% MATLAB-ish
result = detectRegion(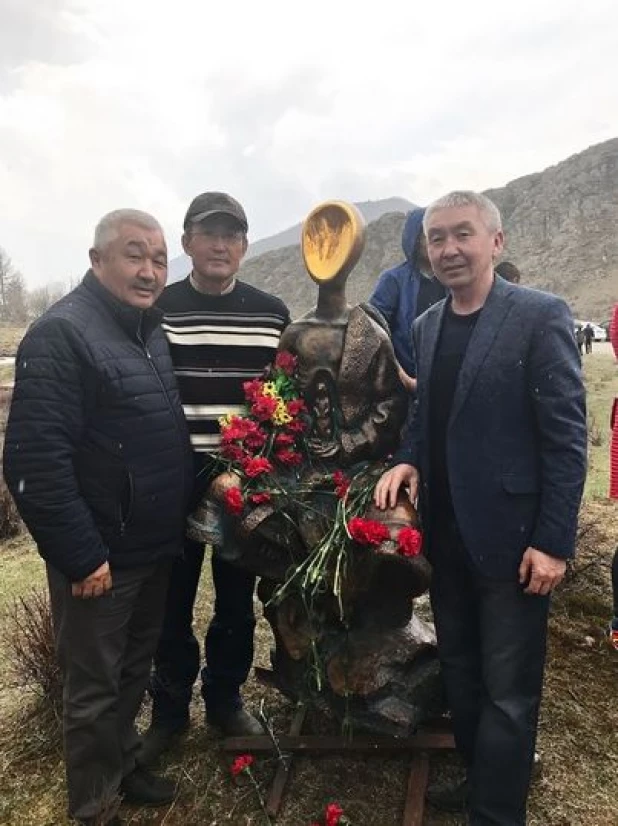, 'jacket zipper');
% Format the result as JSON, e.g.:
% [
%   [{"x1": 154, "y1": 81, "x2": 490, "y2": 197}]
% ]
[
  {"x1": 137, "y1": 329, "x2": 188, "y2": 512},
  {"x1": 119, "y1": 471, "x2": 135, "y2": 537}
]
